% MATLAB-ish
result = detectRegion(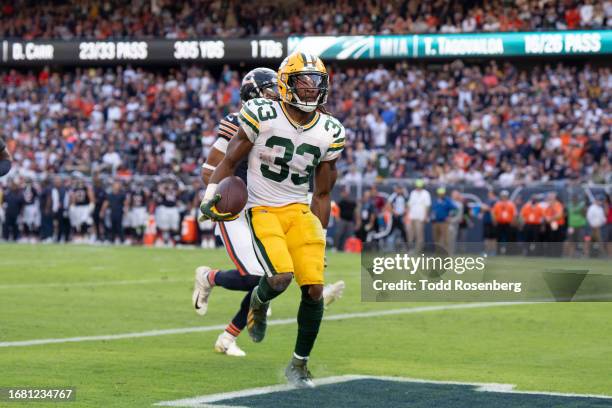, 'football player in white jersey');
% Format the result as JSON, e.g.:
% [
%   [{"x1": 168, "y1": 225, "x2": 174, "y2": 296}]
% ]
[
  {"x1": 193, "y1": 67, "x2": 344, "y2": 358},
  {"x1": 199, "y1": 52, "x2": 345, "y2": 388}
]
